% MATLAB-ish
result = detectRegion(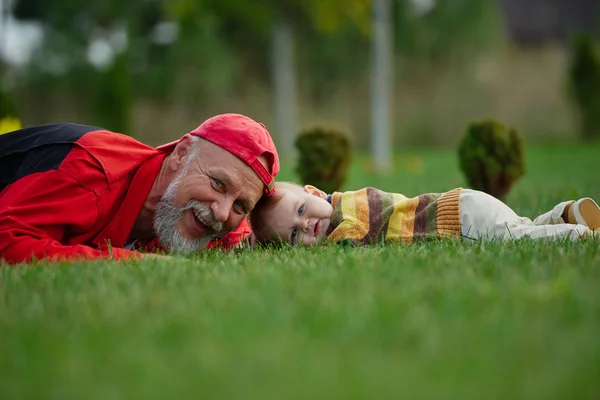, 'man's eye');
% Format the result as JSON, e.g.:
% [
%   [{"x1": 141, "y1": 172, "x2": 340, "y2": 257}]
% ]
[
  {"x1": 298, "y1": 204, "x2": 304, "y2": 215},
  {"x1": 211, "y1": 178, "x2": 223, "y2": 189}
]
